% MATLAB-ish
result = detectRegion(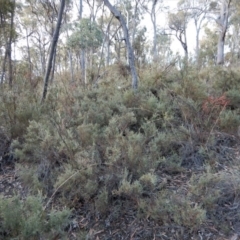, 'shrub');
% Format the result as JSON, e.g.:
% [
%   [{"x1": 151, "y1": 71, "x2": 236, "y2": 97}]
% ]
[{"x1": 0, "y1": 194, "x2": 71, "y2": 239}]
